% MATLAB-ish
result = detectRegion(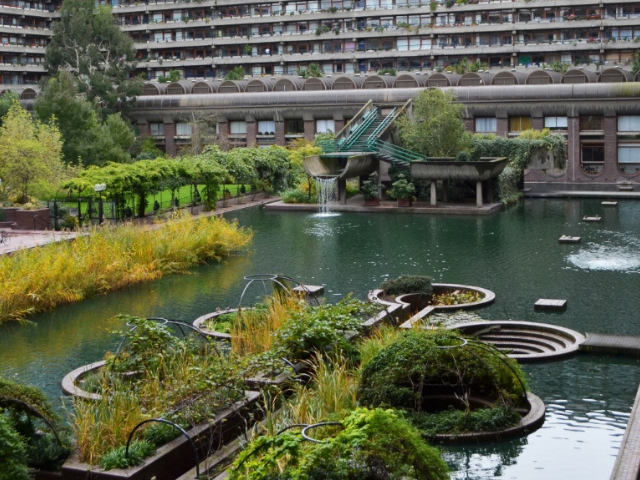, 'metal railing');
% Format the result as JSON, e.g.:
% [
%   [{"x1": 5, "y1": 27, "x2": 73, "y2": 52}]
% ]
[
  {"x1": 367, "y1": 107, "x2": 397, "y2": 141},
  {"x1": 372, "y1": 139, "x2": 428, "y2": 163}
]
